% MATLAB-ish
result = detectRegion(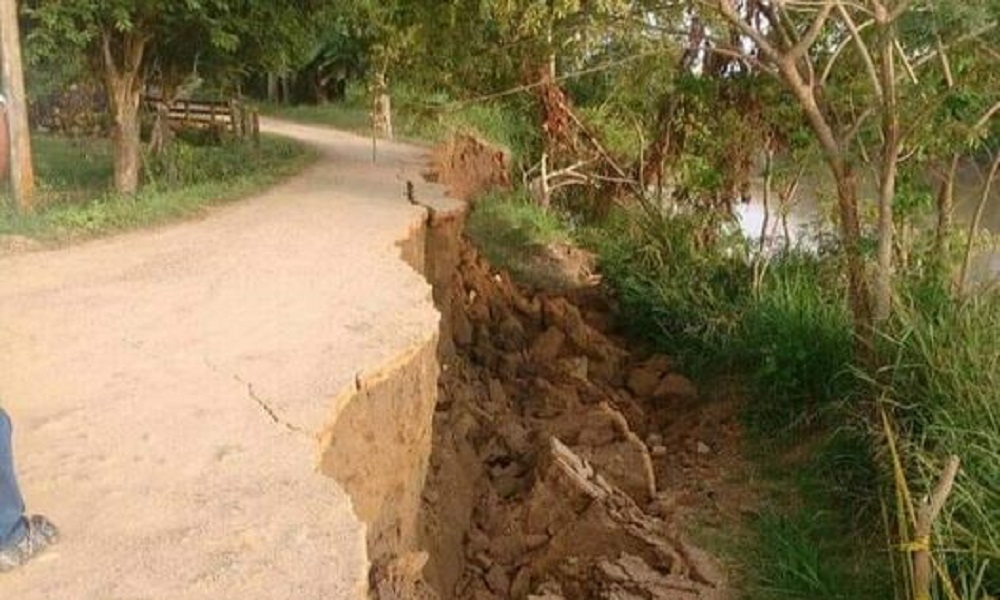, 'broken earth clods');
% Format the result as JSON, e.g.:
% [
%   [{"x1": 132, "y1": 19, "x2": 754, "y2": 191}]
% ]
[{"x1": 419, "y1": 243, "x2": 728, "y2": 599}]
